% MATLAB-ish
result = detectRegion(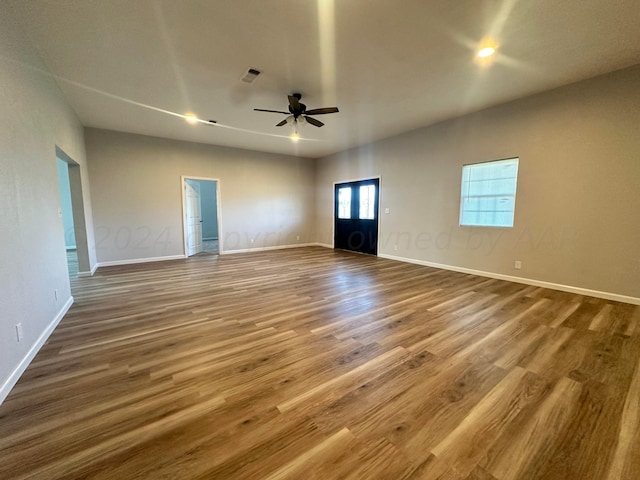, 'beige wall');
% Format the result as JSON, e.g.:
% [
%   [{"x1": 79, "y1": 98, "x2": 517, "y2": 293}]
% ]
[
  {"x1": 316, "y1": 66, "x2": 640, "y2": 300},
  {"x1": 85, "y1": 128, "x2": 316, "y2": 263},
  {"x1": 0, "y1": 6, "x2": 96, "y2": 398}
]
